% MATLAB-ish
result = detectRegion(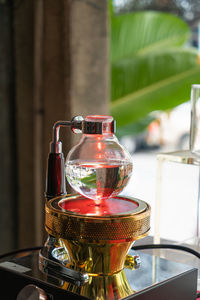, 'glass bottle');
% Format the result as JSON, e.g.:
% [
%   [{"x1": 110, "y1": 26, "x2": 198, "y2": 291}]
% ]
[{"x1": 65, "y1": 115, "x2": 133, "y2": 202}]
